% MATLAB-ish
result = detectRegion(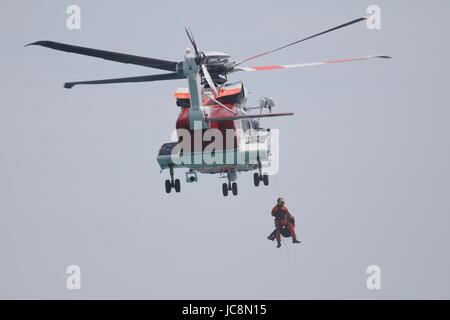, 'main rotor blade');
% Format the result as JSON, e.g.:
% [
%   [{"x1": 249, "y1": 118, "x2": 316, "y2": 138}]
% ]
[
  {"x1": 233, "y1": 55, "x2": 391, "y2": 72},
  {"x1": 27, "y1": 41, "x2": 178, "y2": 72},
  {"x1": 184, "y1": 27, "x2": 199, "y2": 56},
  {"x1": 235, "y1": 16, "x2": 369, "y2": 66},
  {"x1": 64, "y1": 72, "x2": 185, "y2": 89}
]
